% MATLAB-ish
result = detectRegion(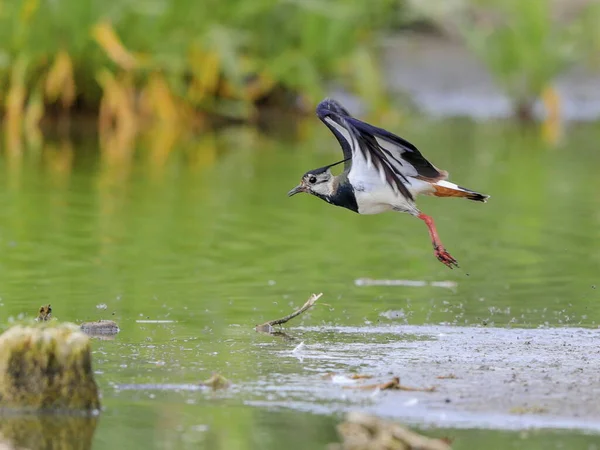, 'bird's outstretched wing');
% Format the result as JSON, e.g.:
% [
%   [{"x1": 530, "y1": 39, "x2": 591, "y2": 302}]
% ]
[{"x1": 316, "y1": 98, "x2": 446, "y2": 201}]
